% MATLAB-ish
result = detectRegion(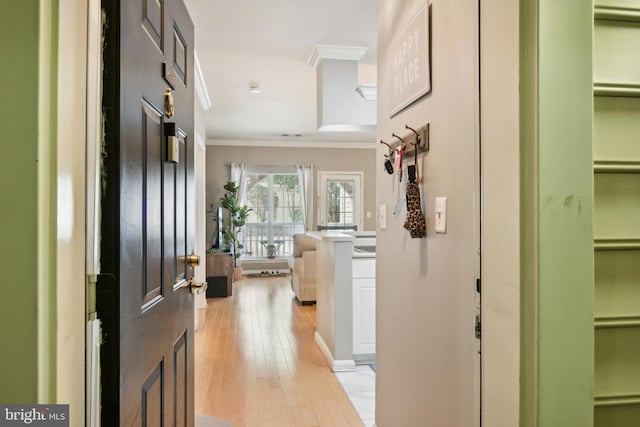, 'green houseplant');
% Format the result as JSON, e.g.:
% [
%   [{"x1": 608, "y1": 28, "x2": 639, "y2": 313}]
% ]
[{"x1": 219, "y1": 181, "x2": 251, "y2": 267}]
